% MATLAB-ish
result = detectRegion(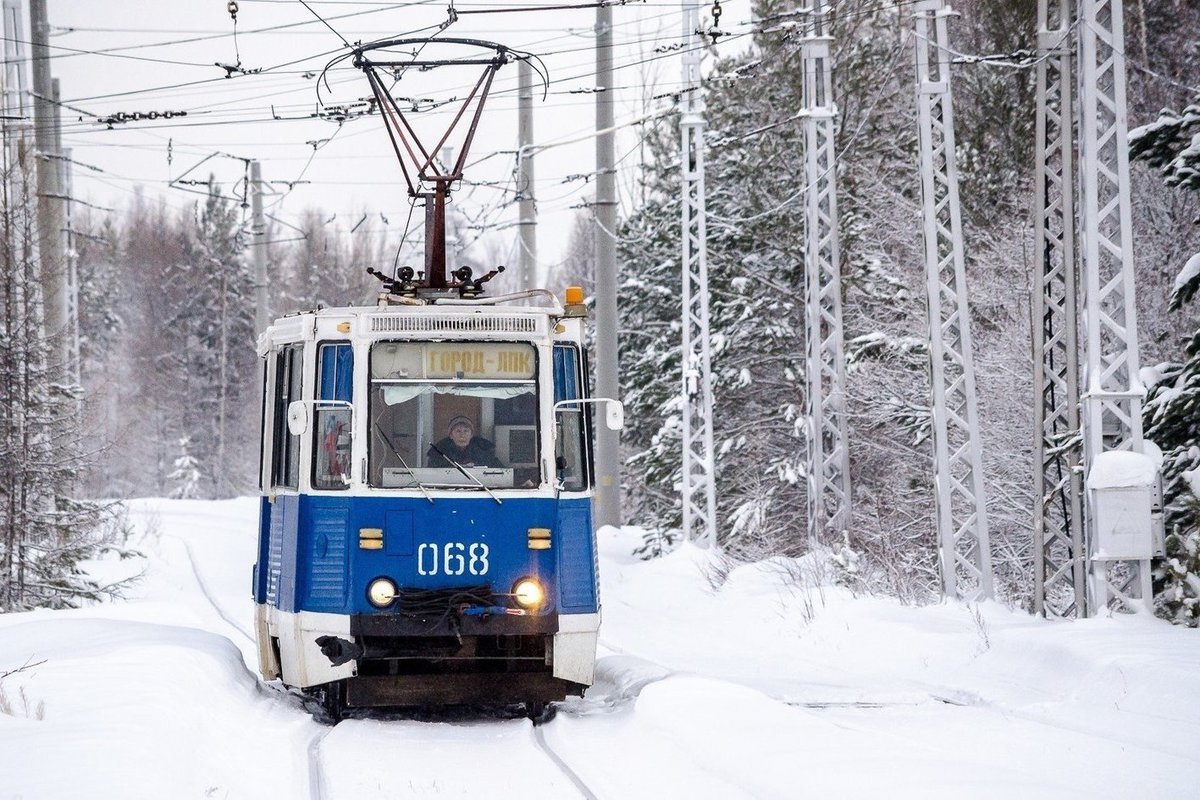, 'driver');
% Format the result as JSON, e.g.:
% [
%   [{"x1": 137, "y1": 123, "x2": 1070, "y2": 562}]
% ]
[{"x1": 427, "y1": 416, "x2": 504, "y2": 468}]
